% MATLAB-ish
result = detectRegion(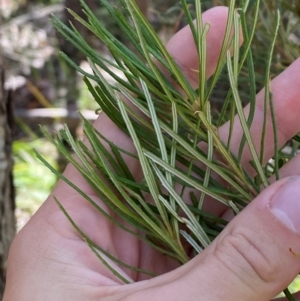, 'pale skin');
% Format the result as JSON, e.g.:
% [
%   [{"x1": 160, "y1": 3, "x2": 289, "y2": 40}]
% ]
[{"x1": 4, "y1": 6, "x2": 300, "y2": 301}]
